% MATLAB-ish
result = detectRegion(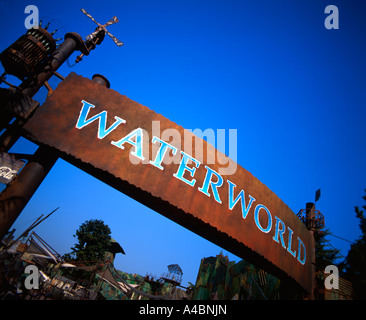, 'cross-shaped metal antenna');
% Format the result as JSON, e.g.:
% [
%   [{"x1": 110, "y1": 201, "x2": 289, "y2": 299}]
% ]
[{"x1": 81, "y1": 8, "x2": 124, "y2": 47}]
